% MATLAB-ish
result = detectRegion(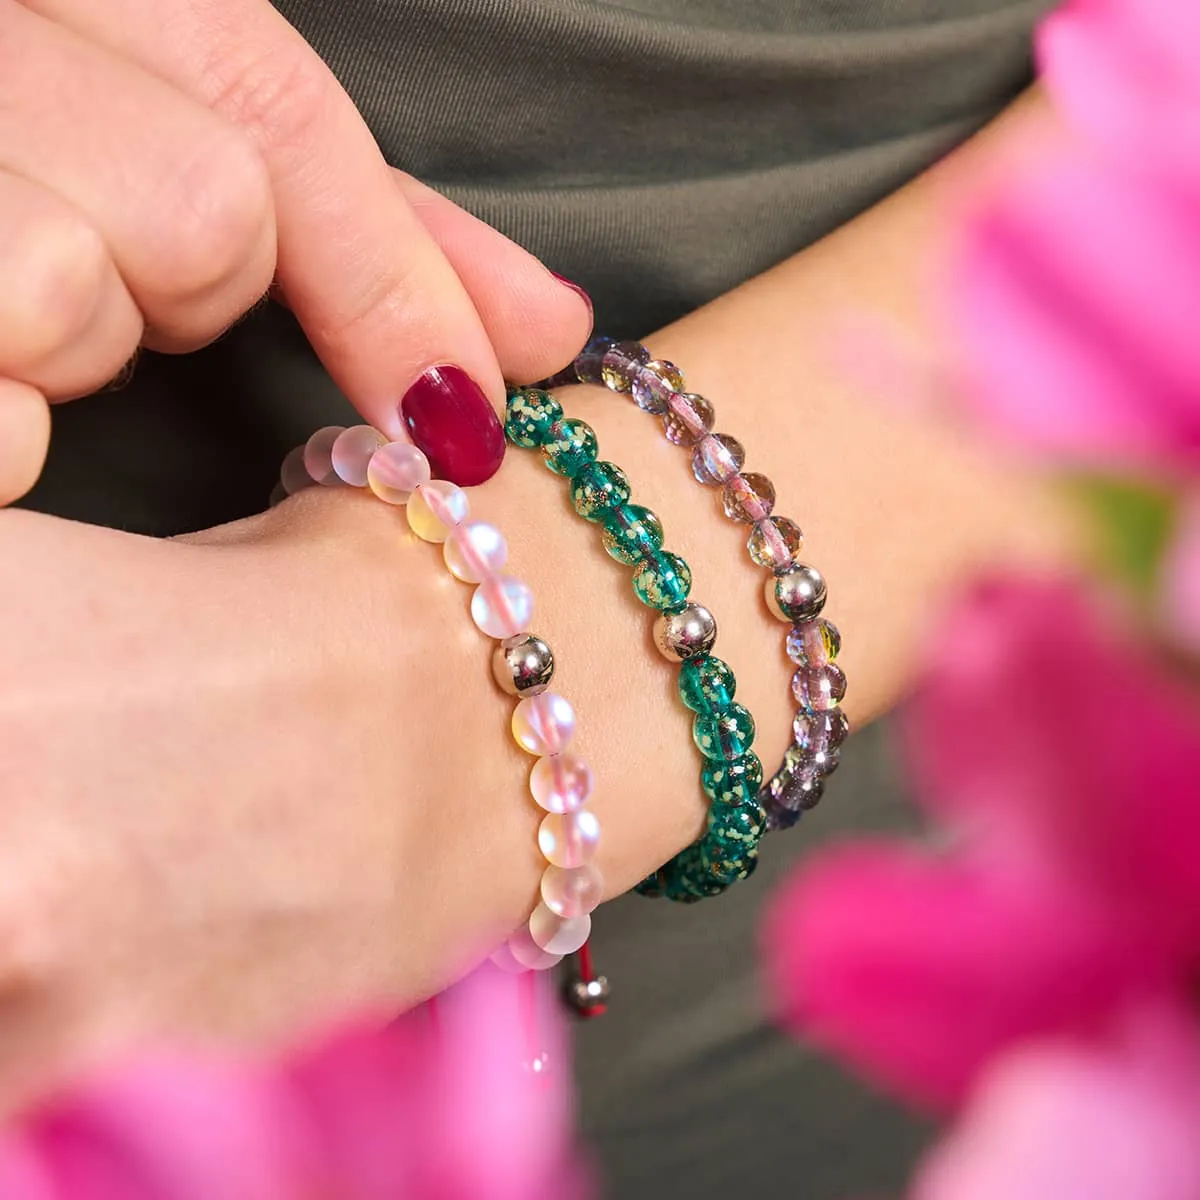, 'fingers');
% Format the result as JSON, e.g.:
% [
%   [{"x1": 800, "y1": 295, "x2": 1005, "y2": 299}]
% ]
[
  {"x1": 396, "y1": 175, "x2": 593, "y2": 385},
  {"x1": 0, "y1": 170, "x2": 143, "y2": 399},
  {"x1": 22, "y1": 0, "x2": 555, "y2": 480},
  {"x1": 0, "y1": 3, "x2": 276, "y2": 355},
  {"x1": 0, "y1": 379, "x2": 50, "y2": 506}
]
